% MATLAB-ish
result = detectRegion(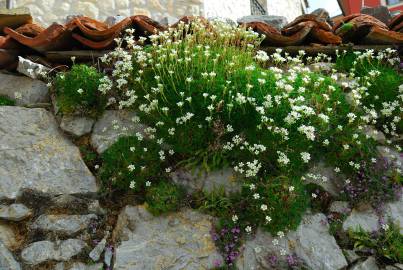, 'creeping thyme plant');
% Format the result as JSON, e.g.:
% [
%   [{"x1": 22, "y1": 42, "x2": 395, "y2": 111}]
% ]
[{"x1": 53, "y1": 19, "x2": 402, "y2": 267}]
